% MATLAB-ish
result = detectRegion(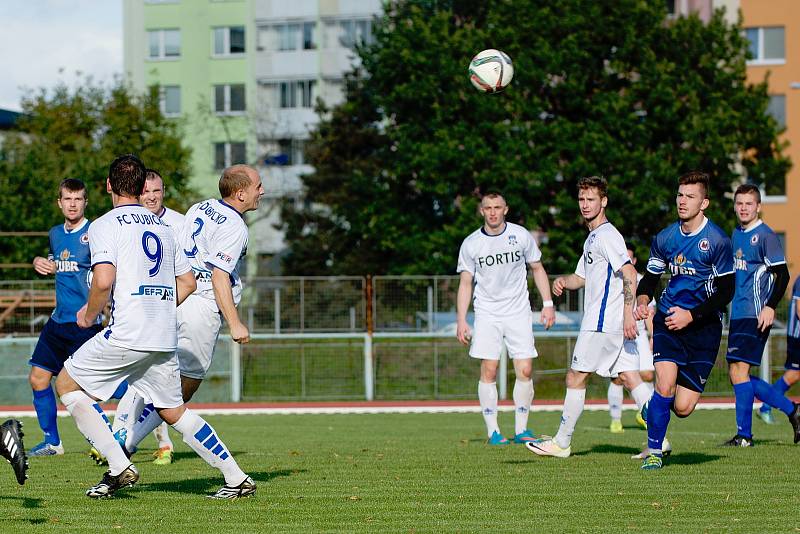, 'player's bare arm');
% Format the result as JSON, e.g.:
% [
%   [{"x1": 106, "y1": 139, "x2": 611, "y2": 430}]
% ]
[
  {"x1": 32, "y1": 256, "x2": 56, "y2": 276},
  {"x1": 456, "y1": 270, "x2": 473, "y2": 345},
  {"x1": 620, "y1": 263, "x2": 638, "y2": 340},
  {"x1": 211, "y1": 266, "x2": 250, "y2": 344},
  {"x1": 175, "y1": 271, "x2": 197, "y2": 306},
  {"x1": 552, "y1": 273, "x2": 585, "y2": 296},
  {"x1": 530, "y1": 261, "x2": 555, "y2": 329},
  {"x1": 77, "y1": 263, "x2": 115, "y2": 328}
]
